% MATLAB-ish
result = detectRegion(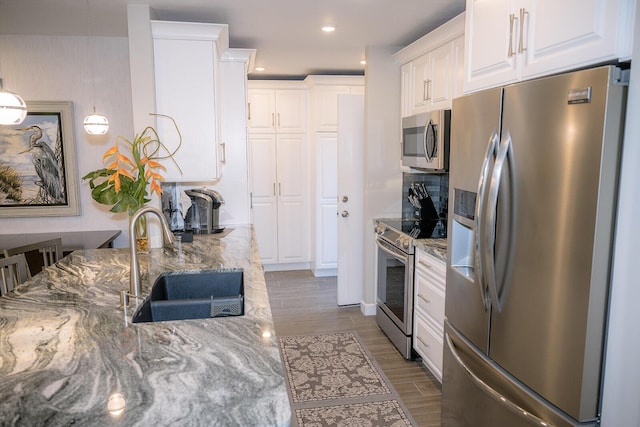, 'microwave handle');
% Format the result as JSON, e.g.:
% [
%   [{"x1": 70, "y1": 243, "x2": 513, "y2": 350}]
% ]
[
  {"x1": 424, "y1": 120, "x2": 437, "y2": 162},
  {"x1": 422, "y1": 119, "x2": 430, "y2": 162}
]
